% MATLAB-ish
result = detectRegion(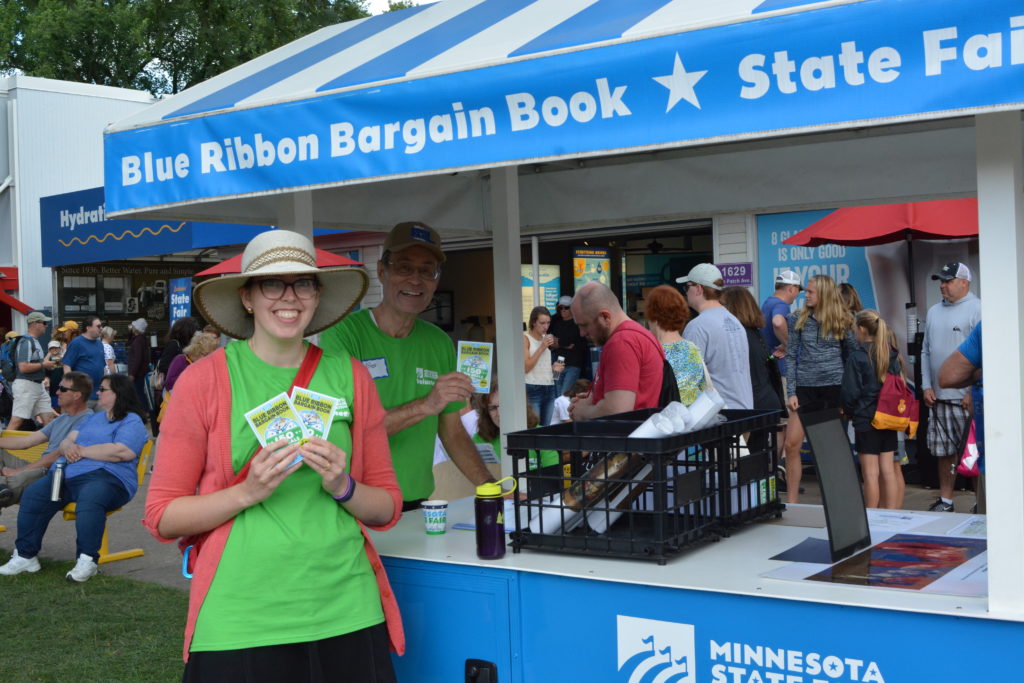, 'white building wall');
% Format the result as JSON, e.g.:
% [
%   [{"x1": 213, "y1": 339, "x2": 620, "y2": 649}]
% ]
[
  {"x1": 713, "y1": 212, "x2": 755, "y2": 264},
  {"x1": 0, "y1": 76, "x2": 152, "y2": 317}
]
